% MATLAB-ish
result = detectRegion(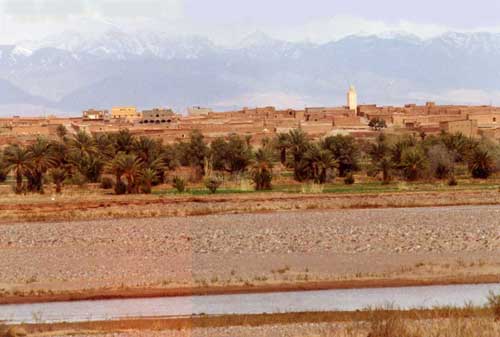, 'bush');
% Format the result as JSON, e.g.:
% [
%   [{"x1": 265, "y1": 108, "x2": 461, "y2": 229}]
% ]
[
  {"x1": 69, "y1": 172, "x2": 87, "y2": 187},
  {"x1": 448, "y1": 175, "x2": 458, "y2": 186},
  {"x1": 114, "y1": 180, "x2": 127, "y2": 195},
  {"x1": 344, "y1": 173, "x2": 355, "y2": 185},
  {"x1": 172, "y1": 176, "x2": 186, "y2": 193},
  {"x1": 469, "y1": 146, "x2": 495, "y2": 179},
  {"x1": 428, "y1": 145, "x2": 454, "y2": 179},
  {"x1": 488, "y1": 291, "x2": 500, "y2": 319},
  {"x1": 100, "y1": 177, "x2": 114, "y2": 189},
  {"x1": 205, "y1": 176, "x2": 223, "y2": 194}
]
